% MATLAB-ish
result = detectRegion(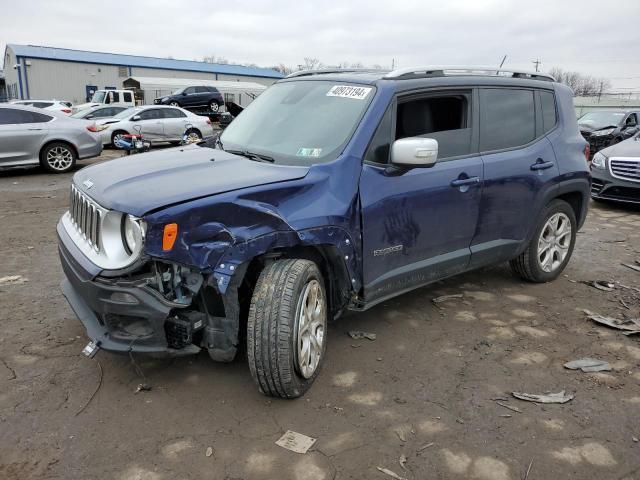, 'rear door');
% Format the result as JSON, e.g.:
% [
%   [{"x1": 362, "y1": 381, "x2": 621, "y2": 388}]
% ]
[
  {"x1": 469, "y1": 87, "x2": 560, "y2": 268},
  {"x1": 360, "y1": 88, "x2": 483, "y2": 303},
  {"x1": 136, "y1": 108, "x2": 165, "y2": 140},
  {"x1": 0, "y1": 108, "x2": 51, "y2": 165},
  {"x1": 160, "y1": 108, "x2": 189, "y2": 140}
]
